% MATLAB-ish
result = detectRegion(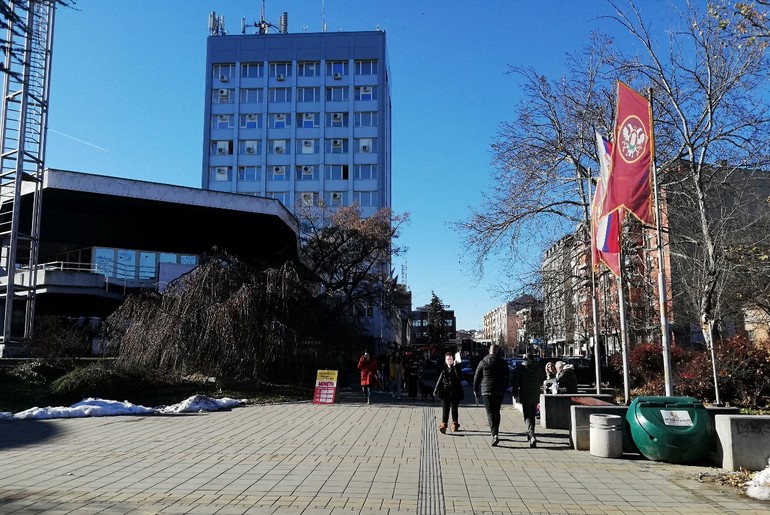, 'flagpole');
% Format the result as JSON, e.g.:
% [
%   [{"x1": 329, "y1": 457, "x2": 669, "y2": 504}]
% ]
[
  {"x1": 617, "y1": 245, "x2": 631, "y2": 405},
  {"x1": 648, "y1": 89, "x2": 674, "y2": 397},
  {"x1": 587, "y1": 171, "x2": 603, "y2": 395}
]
